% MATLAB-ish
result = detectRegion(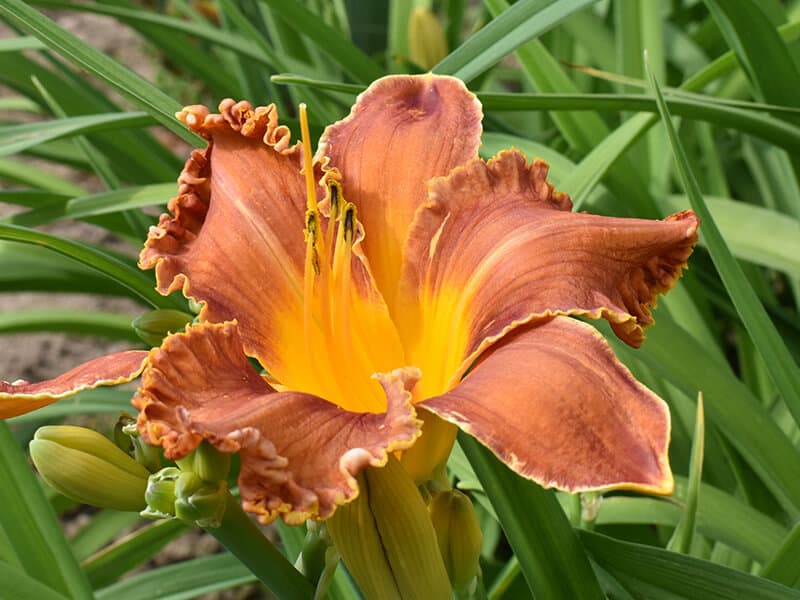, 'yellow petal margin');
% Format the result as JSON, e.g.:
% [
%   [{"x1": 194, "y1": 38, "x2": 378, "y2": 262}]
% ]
[
  {"x1": 0, "y1": 351, "x2": 148, "y2": 419},
  {"x1": 318, "y1": 74, "x2": 483, "y2": 308},
  {"x1": 397, "y1": 149, "x2": 699, "y2": 398},
  {"x1": 134, "y1": 322, "x2": 422, "y2": 524},
  {"x1": 421, "y1": 317, "x2": 673, "y2": 494}
]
